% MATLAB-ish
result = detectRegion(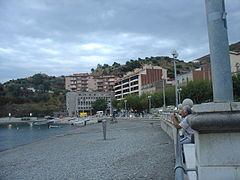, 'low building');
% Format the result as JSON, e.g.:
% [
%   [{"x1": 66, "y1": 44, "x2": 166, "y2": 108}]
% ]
[
  {"x1": 192, "y1": 65, "x2": 212, "y2": 81},
  {"x1": 114, "y1": 65, "x2": 168, "y2": 100},
  {"x1": 185, "y1": 51, "x2": 240, "y2": 83},
  {"x1": 141, "y1": 79, "x2": 174, "y2": 94},
  {"x1": 66, "y1": 91, "x2": 114, "y2": 117},
  {"x1": 176, "y1": 72, "x2": 193, "y2": 85}
]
